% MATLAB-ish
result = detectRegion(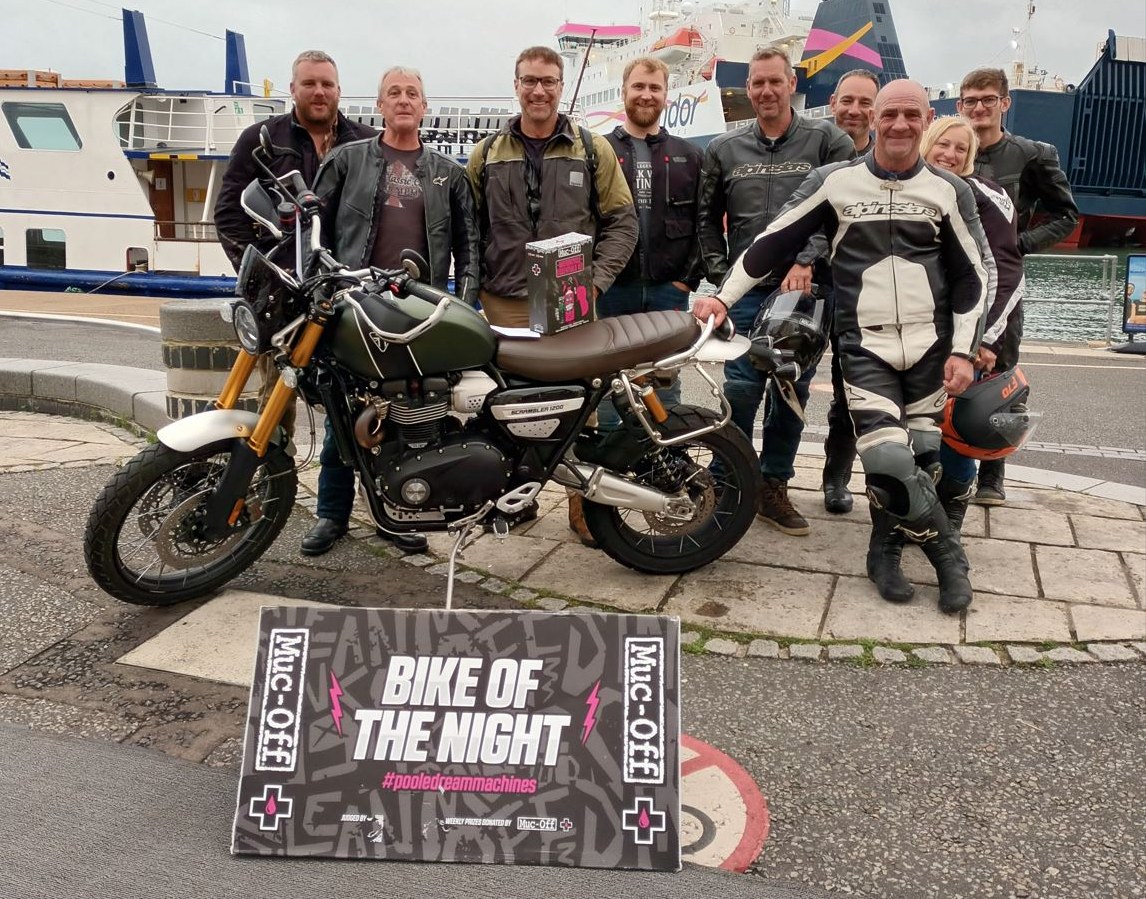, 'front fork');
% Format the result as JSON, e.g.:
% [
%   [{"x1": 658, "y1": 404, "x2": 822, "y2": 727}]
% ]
[{"x1": 199, "y1": 315, "x2": 328, "y2": 538}]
